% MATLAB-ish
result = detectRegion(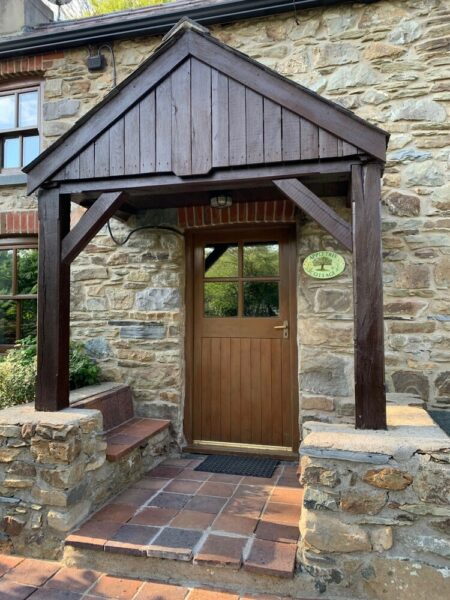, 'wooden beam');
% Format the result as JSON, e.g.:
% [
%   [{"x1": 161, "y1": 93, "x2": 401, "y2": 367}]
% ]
[
  {"x1": 61, "y1": 191, "x2": 127, "y2": 265},
  {"x1": 273, "y1": 178, "x2": 352, "y2": 252},
  {"x1": 351, "y1": 163, "x2": 386, "y2": 429},
  {"x1": 36, "y1": 188, "x2": 71, "y2": 411},
  {"x1": 58, "y1": 159, "x2": 357, "y2": 196}
]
